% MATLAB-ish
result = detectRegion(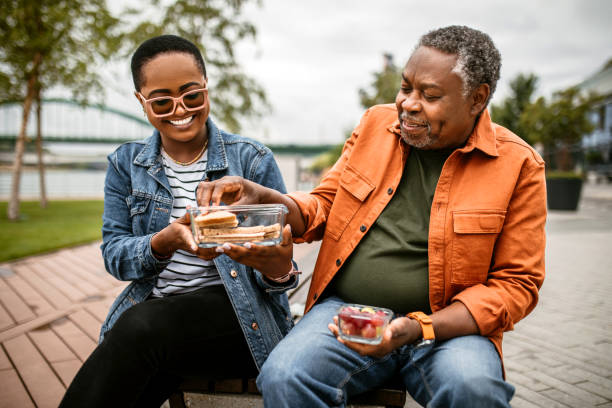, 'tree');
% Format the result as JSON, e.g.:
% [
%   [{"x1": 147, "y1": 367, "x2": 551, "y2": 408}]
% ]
[
  {"x1": 358, "y1": 53, "x2": 402, "y2": 109},
  {"x1": 122, "y1": 0, "x2": 269, "y2": 133},
  {"x1": 310, "y1": 53, "x2": 403, "y2": 176},
  {"x1": 0, "y1": 0, "x2": 121, "y2": 220},
  {"x1": 490, "y1": 73, "x2": 539, "y2": 144},
  {"x1": 520, "y1": 87, "x2": 600, "y2": 172}
]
